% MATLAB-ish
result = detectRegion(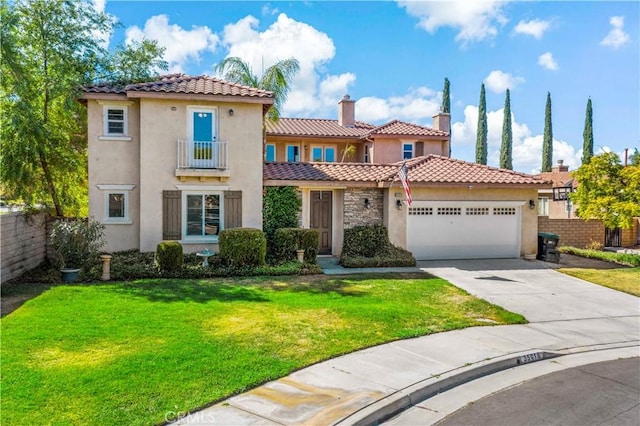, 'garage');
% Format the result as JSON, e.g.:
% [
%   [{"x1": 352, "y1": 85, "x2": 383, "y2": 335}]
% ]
[{"x1": 407, "y1": 201, "x2": 522, "y2": 260}]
